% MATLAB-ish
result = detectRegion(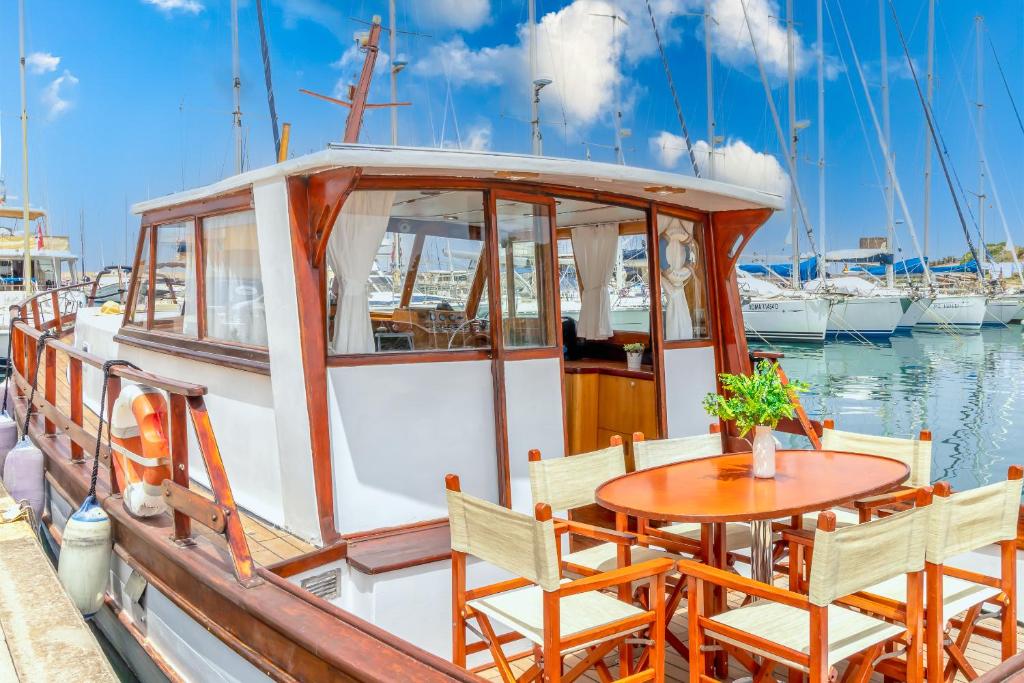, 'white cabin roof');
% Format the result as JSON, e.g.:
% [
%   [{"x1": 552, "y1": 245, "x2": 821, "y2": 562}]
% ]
[{"x1": 132, "y1": 145, "x2": 785, "y2": 215}]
